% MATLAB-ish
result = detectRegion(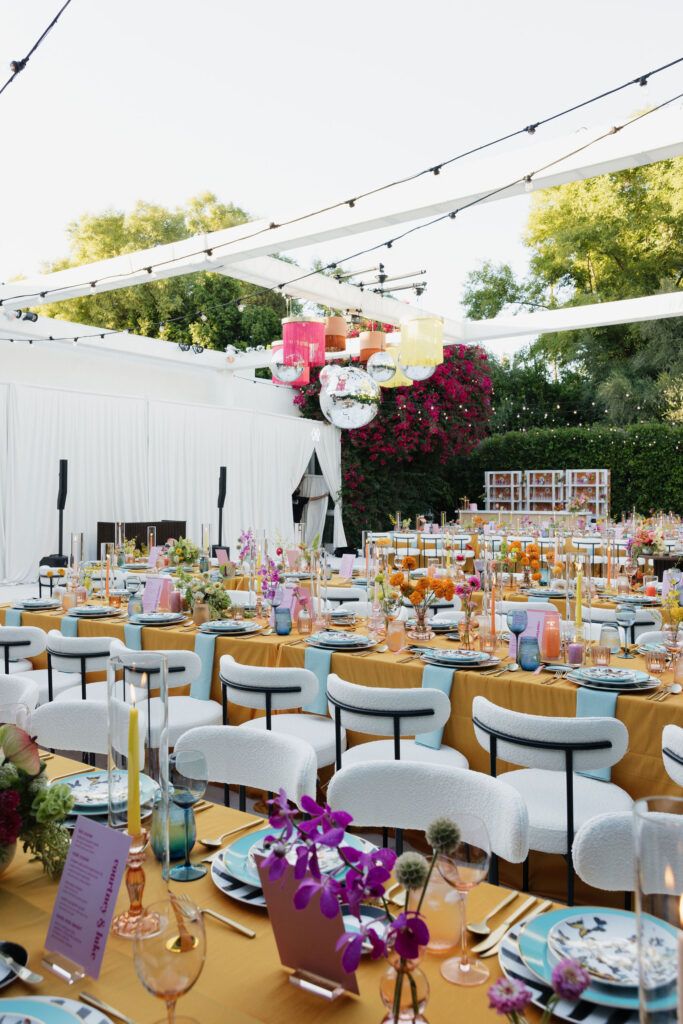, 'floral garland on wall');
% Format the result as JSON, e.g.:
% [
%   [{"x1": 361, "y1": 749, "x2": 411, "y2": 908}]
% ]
[{"x1": 293, "y1": 344, "x2": 492, "y2": 543}]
